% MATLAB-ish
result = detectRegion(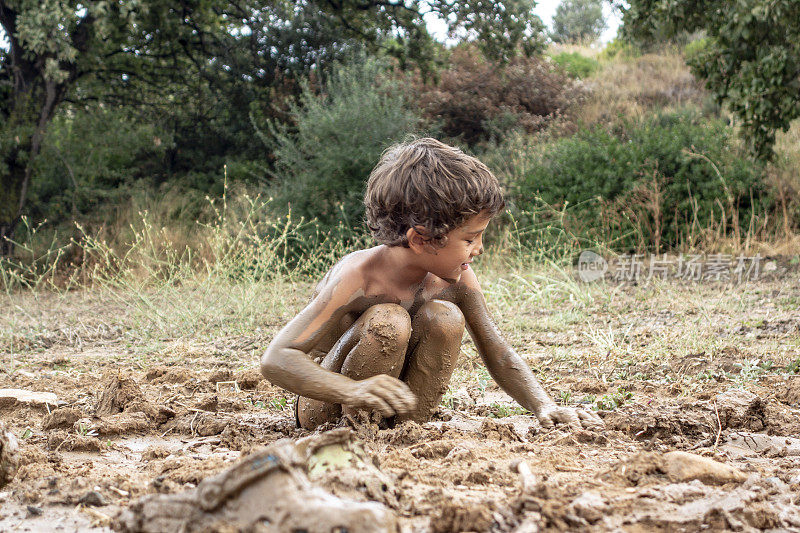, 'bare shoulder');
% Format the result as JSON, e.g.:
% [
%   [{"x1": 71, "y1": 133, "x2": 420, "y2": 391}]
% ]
[
  {"x1": 311, "y1": 248, "x2": 374, "y2": 300},
  {"x1": 267, "y1": 250, "x2": 377, "y2": 354}
]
